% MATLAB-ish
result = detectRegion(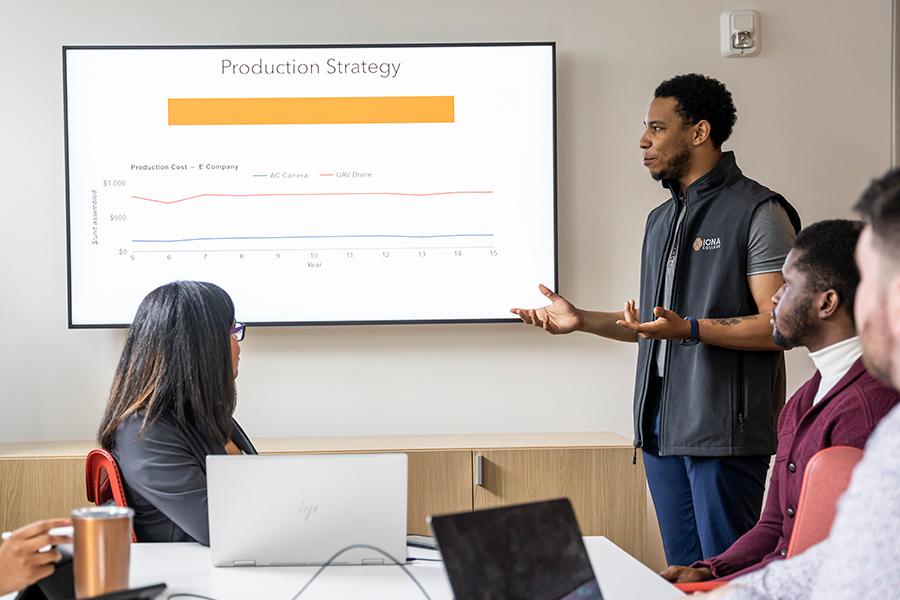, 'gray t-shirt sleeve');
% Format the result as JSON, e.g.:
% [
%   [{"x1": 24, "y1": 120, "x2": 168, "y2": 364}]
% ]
[{"x1": 747, "y1": 199, "x2": 796, "y2": 276}]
